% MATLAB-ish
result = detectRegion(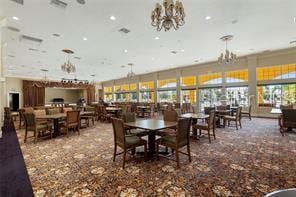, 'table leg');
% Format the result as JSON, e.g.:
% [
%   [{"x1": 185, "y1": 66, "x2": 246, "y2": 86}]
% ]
[
  {"x1": 53, "y1": 119, "x2": 60, "y2": 137},
  {"x1": 191, "y1": 119, "x2": 197, "y2": 139},
  {"x1": 148, "y1": 131, "x2": 156, "y2": 155}
]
